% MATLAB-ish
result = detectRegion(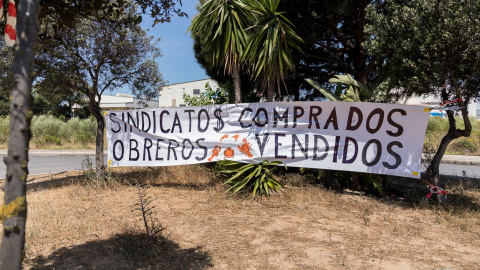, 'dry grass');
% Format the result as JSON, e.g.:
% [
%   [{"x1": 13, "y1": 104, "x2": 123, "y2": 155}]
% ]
[
  {"x1": 0, "y1": 140, "x2": 97, "y2": 150},
  {"x1": 1, "y1": 165, "x2": 479, "y2": 269}
]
